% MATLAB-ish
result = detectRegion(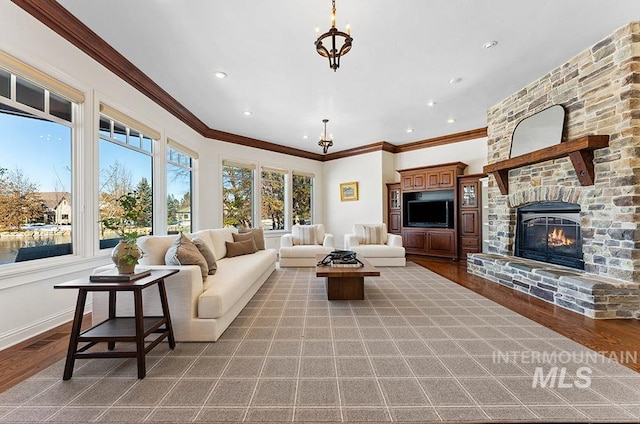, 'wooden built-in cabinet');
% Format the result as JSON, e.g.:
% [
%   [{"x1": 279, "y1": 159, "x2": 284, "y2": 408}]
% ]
[
  {"x1": 396, "y1": 162, "x2": 467, "y2": 259},
  {"x1": 457, "y1": 174, "x2": 484, "y2": 259},
  {"x1": 386, "y1": 183, "x2": 402, "y2": 235}
]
